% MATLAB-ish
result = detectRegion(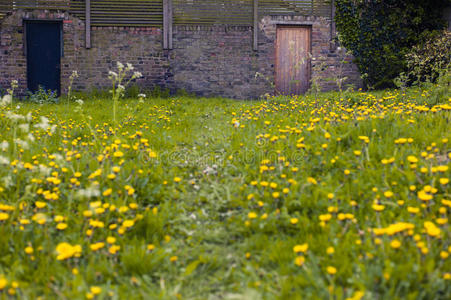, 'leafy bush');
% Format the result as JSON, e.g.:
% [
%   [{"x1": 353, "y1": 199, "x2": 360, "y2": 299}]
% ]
[
  {"x1": 146, "y1": 85, "x2": 171, "y2": 98},
  {"x1": 0, "y1": 85, "x2": 6, "y2": 97},
  {"x1": 405, "y1": 31, "x2": 451, "y2": 85},
  {"x1": 335, "y1": 0, "x2": 450, "y2": 89},
  {"x1": 24, "y1": 86, "x2": 59, "y2": 104},
  {"x1": 125, "y1": 83, "x2": 141, "y2": 99}
]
